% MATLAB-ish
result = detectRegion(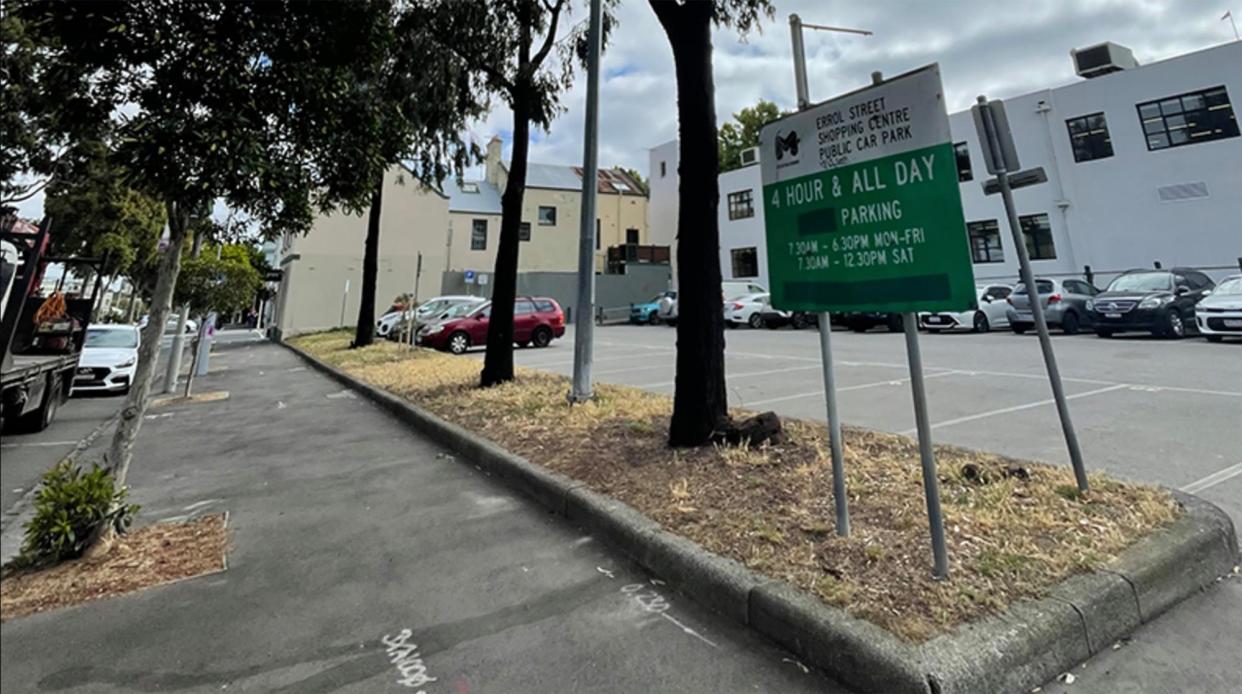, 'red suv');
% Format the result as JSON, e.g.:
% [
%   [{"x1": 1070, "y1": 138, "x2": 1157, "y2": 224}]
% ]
[{"x1": 418, "y1": 297, "x2": 565, "y2": 354}]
